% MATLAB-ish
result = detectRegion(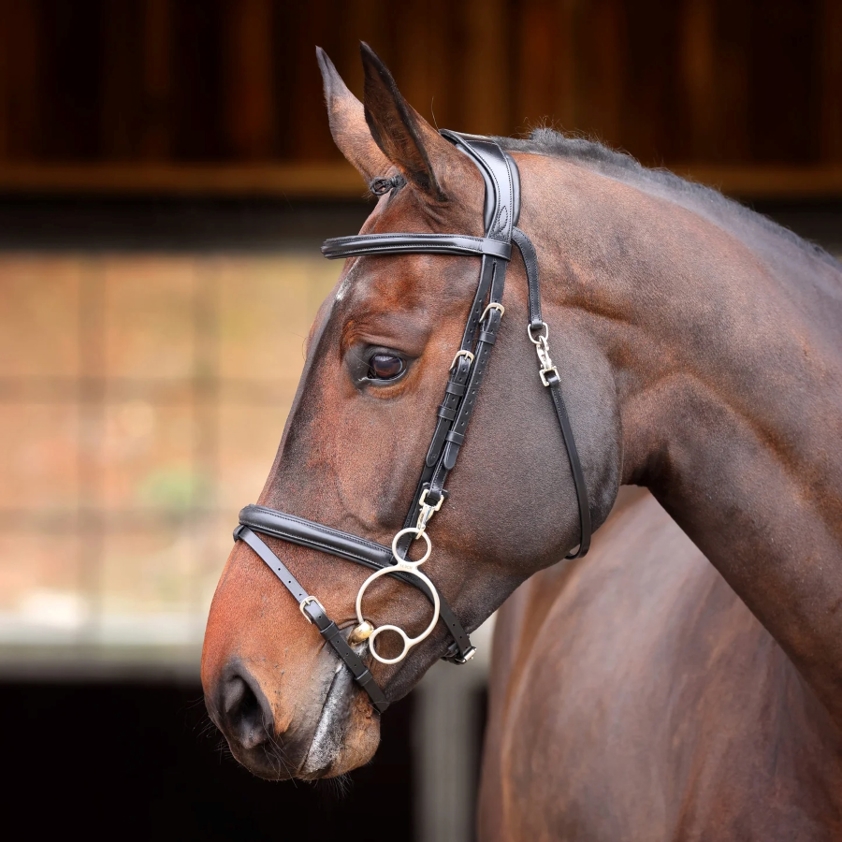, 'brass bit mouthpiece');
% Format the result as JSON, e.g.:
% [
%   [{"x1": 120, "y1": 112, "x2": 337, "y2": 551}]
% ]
[{"x1": 348, "y1": 621, "x2": 374, "y2": 645}]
